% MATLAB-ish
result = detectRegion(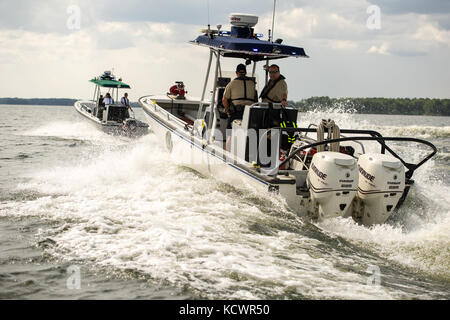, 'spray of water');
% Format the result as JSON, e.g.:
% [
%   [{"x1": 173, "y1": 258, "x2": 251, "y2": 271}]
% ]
[
  {"x1": 1, "y1": 111, "x2": 449, "y2": 298},
  {"x1": 301, "y1": 107, "x2": 450, "y2": 281}
]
